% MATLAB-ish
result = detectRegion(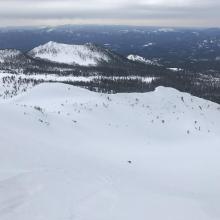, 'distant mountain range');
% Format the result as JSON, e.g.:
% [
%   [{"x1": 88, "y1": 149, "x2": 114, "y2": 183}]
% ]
[
  {"x1": 0, "y1": 25, "x2": 220, "y2": 64},
  {"x1": 0, "y1": 41, "x2": 139, "y2": 68},
  {"x1": 0, "y1": 39, "x2": 219, "y2": 104}
]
